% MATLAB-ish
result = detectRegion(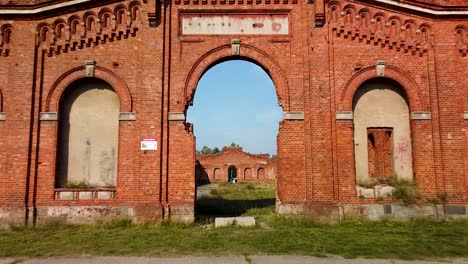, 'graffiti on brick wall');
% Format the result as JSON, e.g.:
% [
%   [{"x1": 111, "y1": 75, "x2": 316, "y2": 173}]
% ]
[
  {"x1": 456, "y1": 25, "x2": 467, "y2": 57},
  {"x1": 328, "y1": 1, "x2": 433, "y2": 56},
  {"x1": 0, "y1": 24, "x2": 12, "y2": 57},
  {"x1": 36, "y1": 1, "x2": 144, "y2": 56}
]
